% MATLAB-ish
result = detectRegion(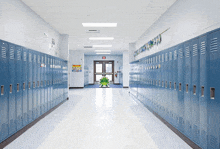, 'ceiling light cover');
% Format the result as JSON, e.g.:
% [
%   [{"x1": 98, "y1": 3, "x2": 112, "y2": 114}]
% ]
[
  {"x1": 93, "y1": 45, "x2": 112, "y2": 48},
  {"x1": 82, "y1": 23, "x2": 117, "y2": 27},
  {"x1": 95, "y1": 50, "x2": 111, "y2": 52},
  {"x1": 89, "y1": 37, "x2": 114, "y2": 40},
  {"x1": 96, "y1": 53, "x2": 110, "y2": 54}
]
